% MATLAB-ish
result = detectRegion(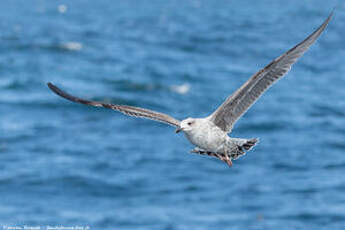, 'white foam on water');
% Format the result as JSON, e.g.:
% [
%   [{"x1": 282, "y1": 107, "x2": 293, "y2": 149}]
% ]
[
  {"x1": 61, "y1": 42, "x2": 83, "y2": 51},
  {"x1": 170, "y1": 83, "x2": 190, "y2": 95}
]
